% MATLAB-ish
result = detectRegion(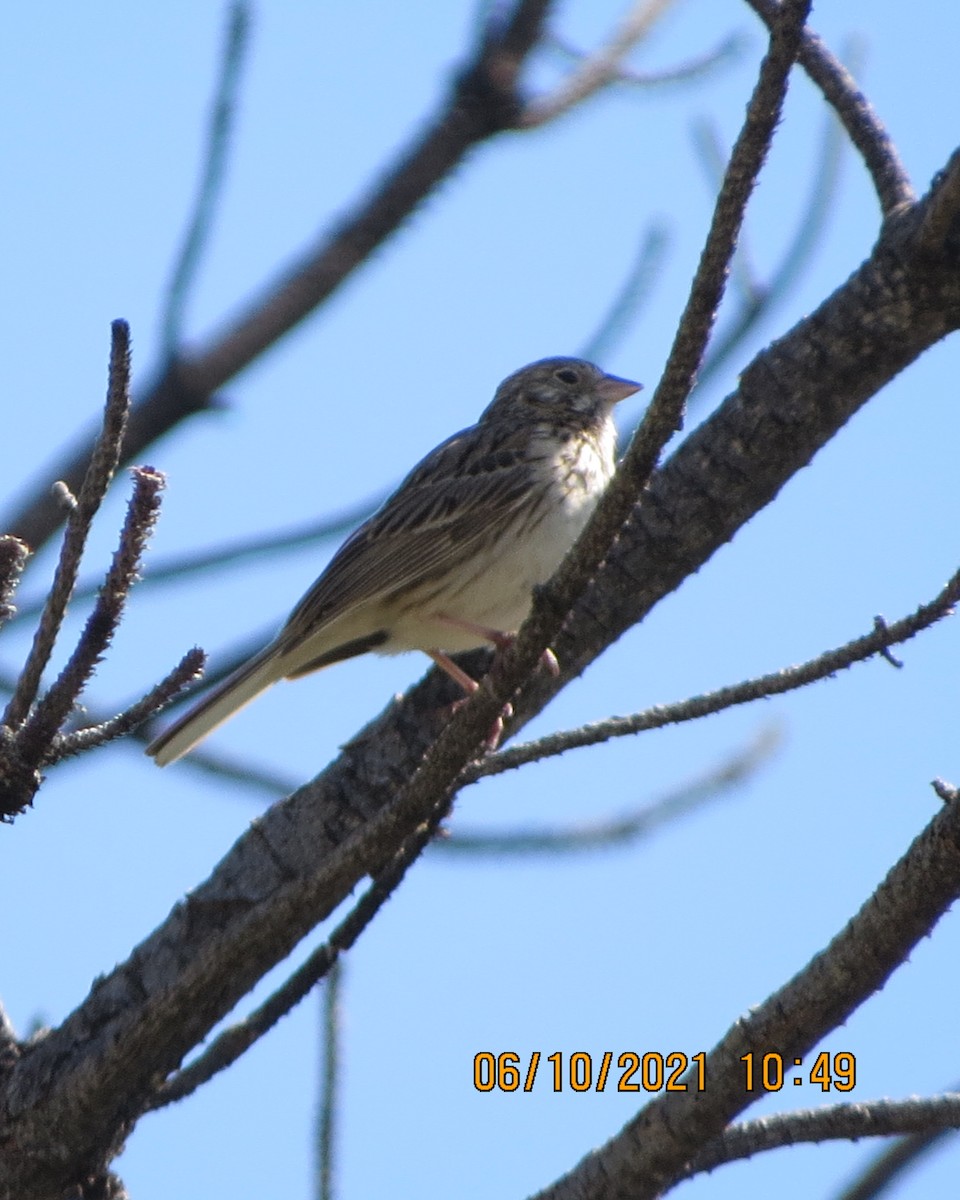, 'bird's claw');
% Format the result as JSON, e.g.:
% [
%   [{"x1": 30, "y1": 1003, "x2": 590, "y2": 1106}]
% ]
[{"x1": 448, "y1": 696, "x2": 514, "y2": 751}]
